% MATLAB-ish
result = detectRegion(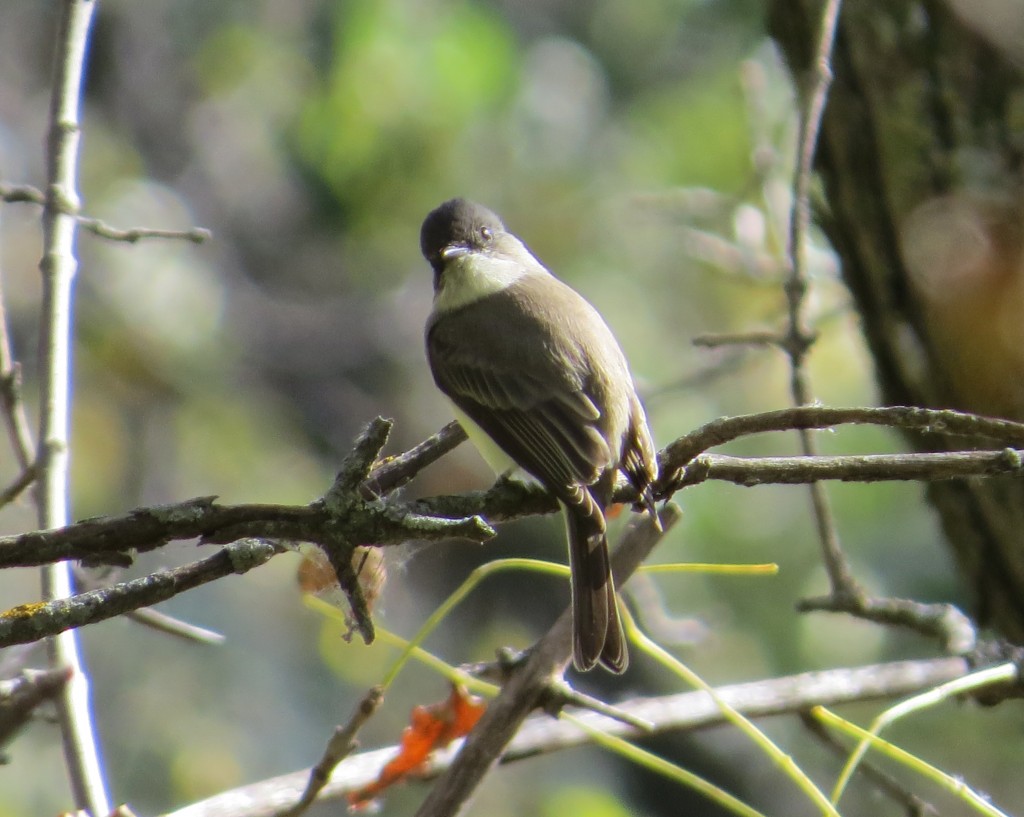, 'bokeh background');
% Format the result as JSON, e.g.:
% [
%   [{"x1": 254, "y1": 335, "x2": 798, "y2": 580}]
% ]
[{"x1": 1, "y1": 1, "x2": 1019, "y2": 815}]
